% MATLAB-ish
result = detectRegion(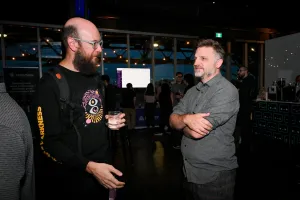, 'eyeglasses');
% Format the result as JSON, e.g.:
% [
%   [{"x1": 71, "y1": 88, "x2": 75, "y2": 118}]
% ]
[{"x1": 72, "y1": 37, "x2": 103, "y2": 50}]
